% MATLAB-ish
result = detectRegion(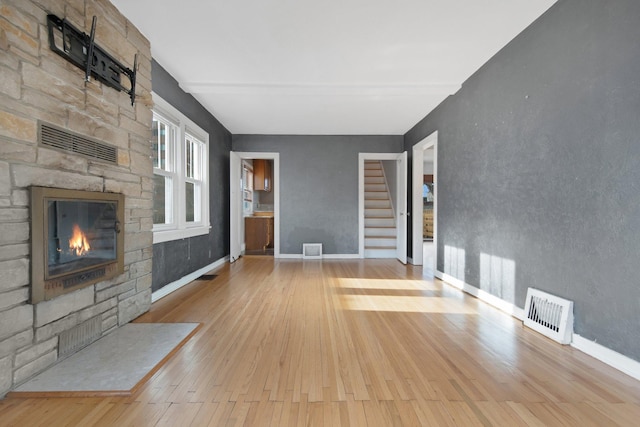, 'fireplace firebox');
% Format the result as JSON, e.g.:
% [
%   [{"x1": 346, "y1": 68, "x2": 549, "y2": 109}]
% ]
[{"x1": 30, "y1": 187, "x2": 124, "y2": 303}]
